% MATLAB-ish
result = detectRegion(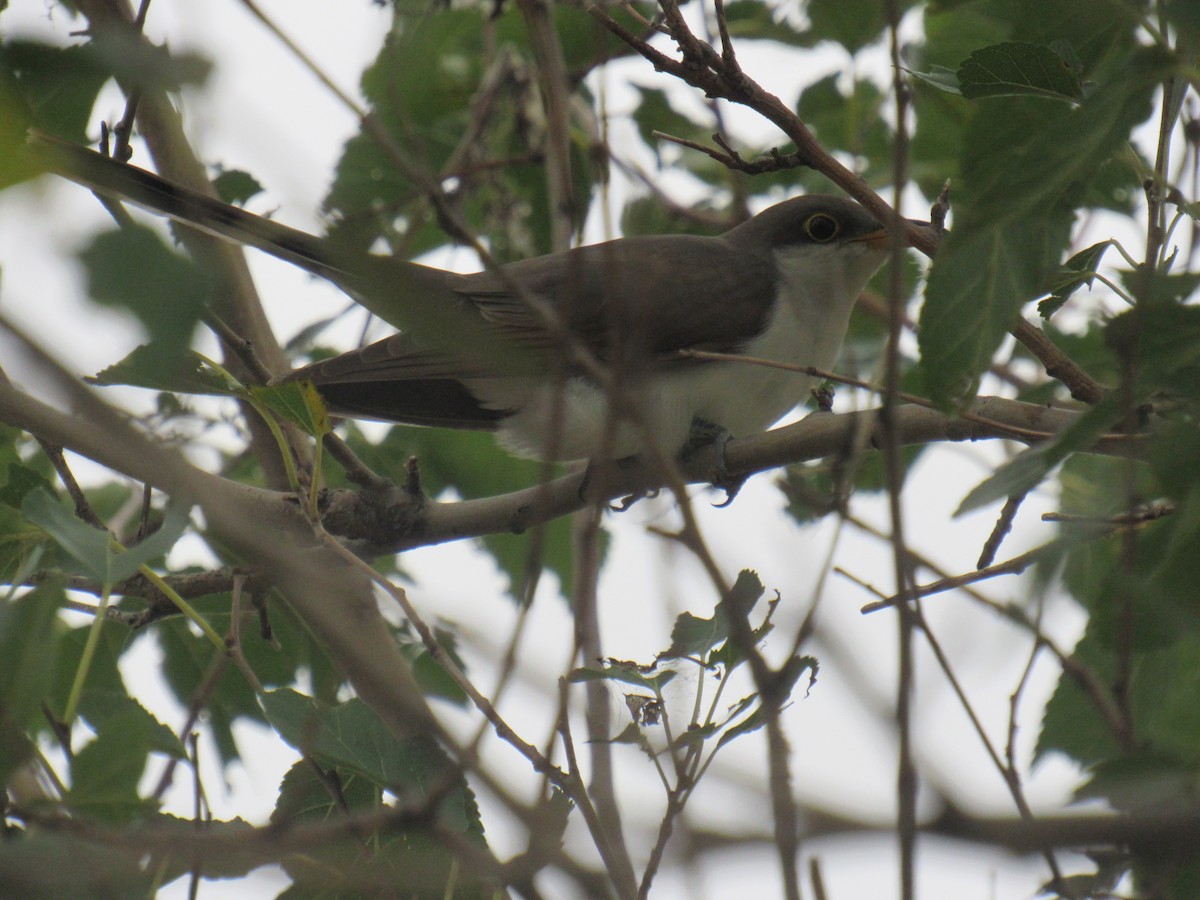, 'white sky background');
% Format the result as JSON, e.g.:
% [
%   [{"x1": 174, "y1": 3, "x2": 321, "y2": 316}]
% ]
[{"x1": 0, "y1": 1, "x2": 1133, "y2": 897}]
